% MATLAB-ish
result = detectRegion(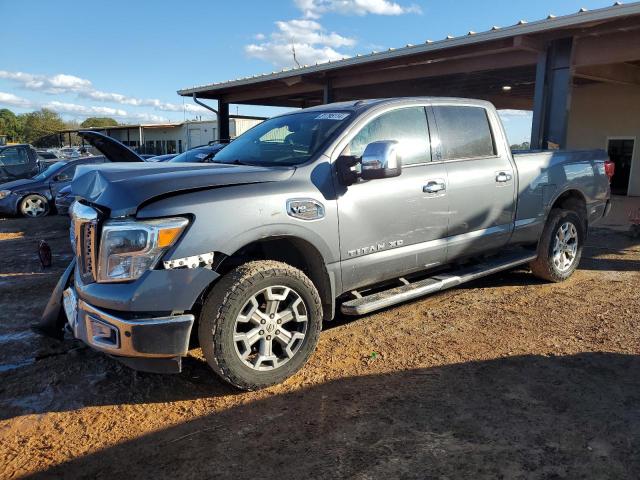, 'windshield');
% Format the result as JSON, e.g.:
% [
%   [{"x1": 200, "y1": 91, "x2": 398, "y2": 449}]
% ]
[
  {"x1": 213, "y1": 111, "x2": 352, "y2": 166},
  {"x1": 32, "y1": 161, "x2": 66, "y2": 180},
  {"x1": 170, "y1": 147, "x2": 220, "y2": 163}
]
